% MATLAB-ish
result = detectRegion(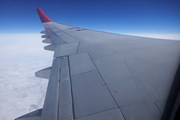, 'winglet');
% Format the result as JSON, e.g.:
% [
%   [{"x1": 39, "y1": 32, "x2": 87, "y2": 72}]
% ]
[{"x1": 36, "y1": 8, "x2": 52, "y2": 23}]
